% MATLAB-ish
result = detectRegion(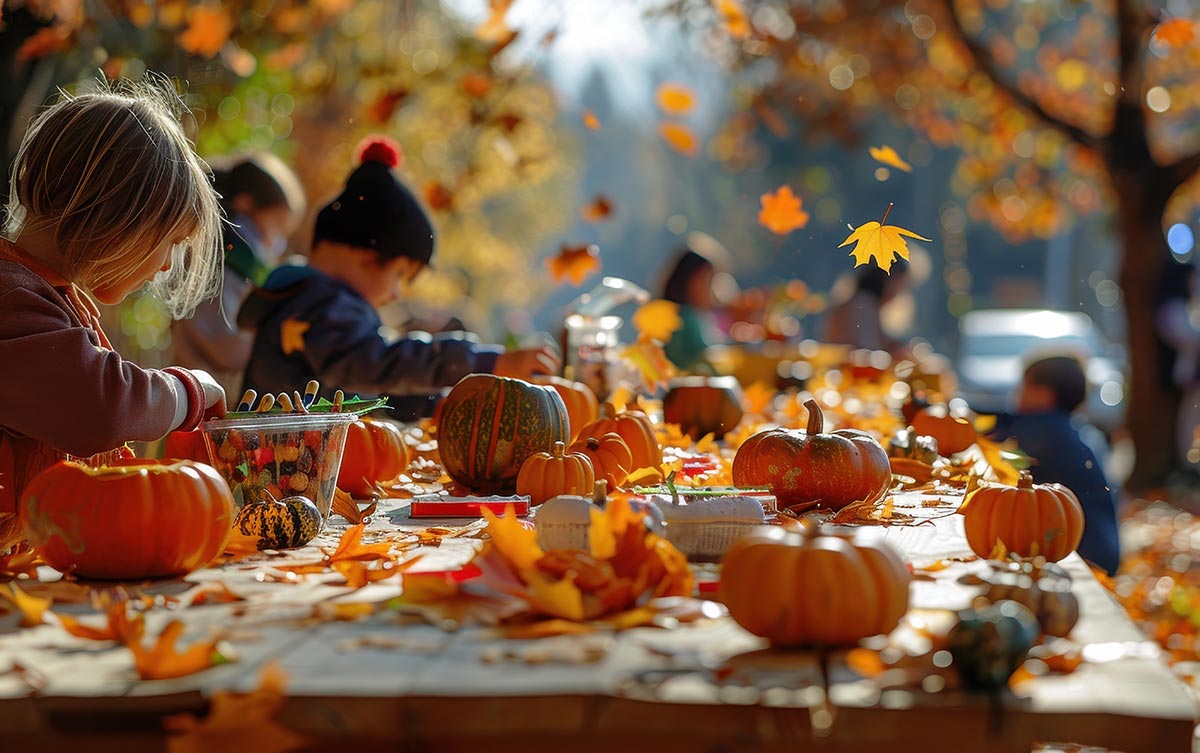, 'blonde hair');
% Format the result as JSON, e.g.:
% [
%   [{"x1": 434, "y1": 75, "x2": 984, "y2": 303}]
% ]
[{"x1": 3, "y1": 76, "x2": 222, "y2": 318}]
